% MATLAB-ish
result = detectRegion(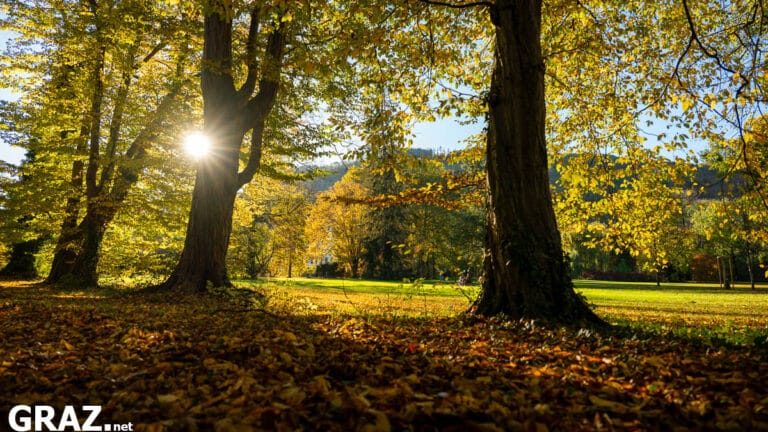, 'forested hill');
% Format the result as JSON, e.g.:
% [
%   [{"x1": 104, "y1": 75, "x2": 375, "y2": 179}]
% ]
[
  {"x1": 300, "y1": 149, "x2": 438, "y2": 194},
  {"x1": 301, "y1": 163, "x2": 350, "y2": 194},
  {"x1": 302, "y1": 151, "x2": 743, "y2": 200}
]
